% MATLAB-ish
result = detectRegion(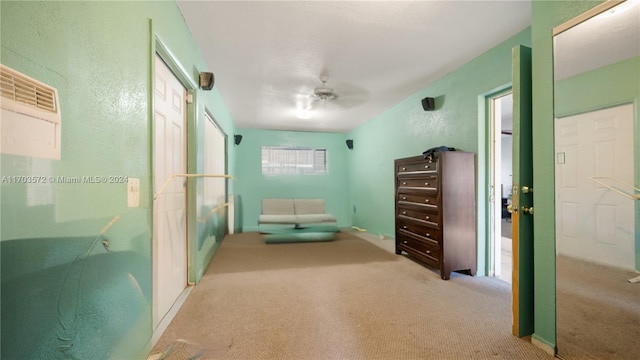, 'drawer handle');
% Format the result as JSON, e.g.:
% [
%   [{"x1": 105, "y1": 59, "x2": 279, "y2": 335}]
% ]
[
  {"x1": 402, "y1": 211, "x2": 407, "y2": 215},
  {"x1": 402, "y1": 167, "x2": 407, "y2": 171},
  {"x1": 425, "y1": 216, "x2": 430, "y2": 220},
  {"x1": 425, "y1": 199, "x2": 430, "y2": 203},
  {"x1": 426, "y1": 250, "x2": 431, "y2": 254},
  {"x1": 403, "y1": 240, "x2": 408, "y2": 244},
  {"x1": 425, "y1": 182, "x2": 429, "y2": 186},
  {"x1": 402, "y1": 182, "x2": 407, "y2": 185},
  {"x1": 426, "y1": 233, "x2": 431, "y2": 237},
  {"x1": 425, "y1": 165, "x2": 430, "y2": 169},
  {"x1": 403, "y1": 225, "x2": 407, "y2": 229},
  {"x1": 402, "y1": 196, "x2": 407, "y2": 200}
]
